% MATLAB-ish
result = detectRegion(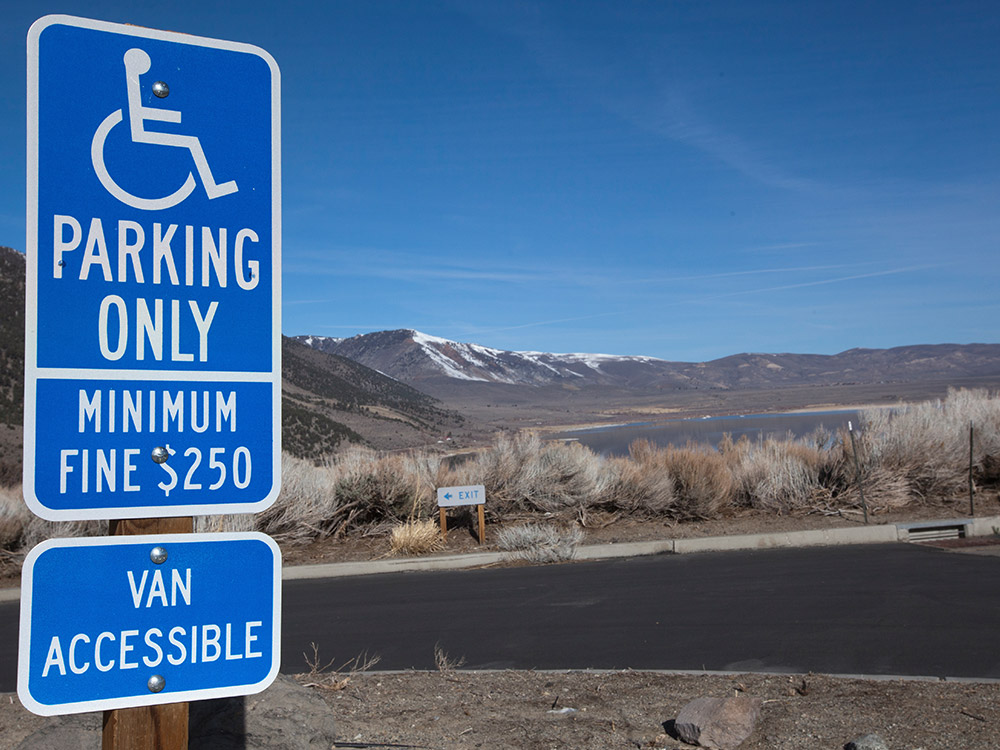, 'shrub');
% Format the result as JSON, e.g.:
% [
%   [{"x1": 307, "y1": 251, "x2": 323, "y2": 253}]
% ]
[
  {"x1": 455, "y1": 433, "x2": 608, "y2": 518},
  {"x1": 256, "y1": 453, "x2": 343, "y2": 545},
  {"x1": 195, "y1": 513, "x2": 254, "y2": 534},
  {"x1": 730, "y1": 439, "x2": 824, "y2": 513},
  {"x1": 0, "y1": 485, "x2": 30, "y2": 551},
  {"x1": 657, "y1": 443, "x2": 734, "y2": 520},
  {"x1": 496, "y1": 523, "x2": 584, "y2": 563},
  {"x1": 259, "y1": 448, "x2": 432, "y2": 545},
  {"x1": 845, "y1": 388, "x2": 1000, "y2": 503},
  {"x1": 19, "y1": 517, "x2": 105, "y2": 554},
  {"x1": 333, "y1": 447, "x2": 423, "y2": 518},
  {"x1": 603, "y1": 453, "x2": 676, "y2": 517}
]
